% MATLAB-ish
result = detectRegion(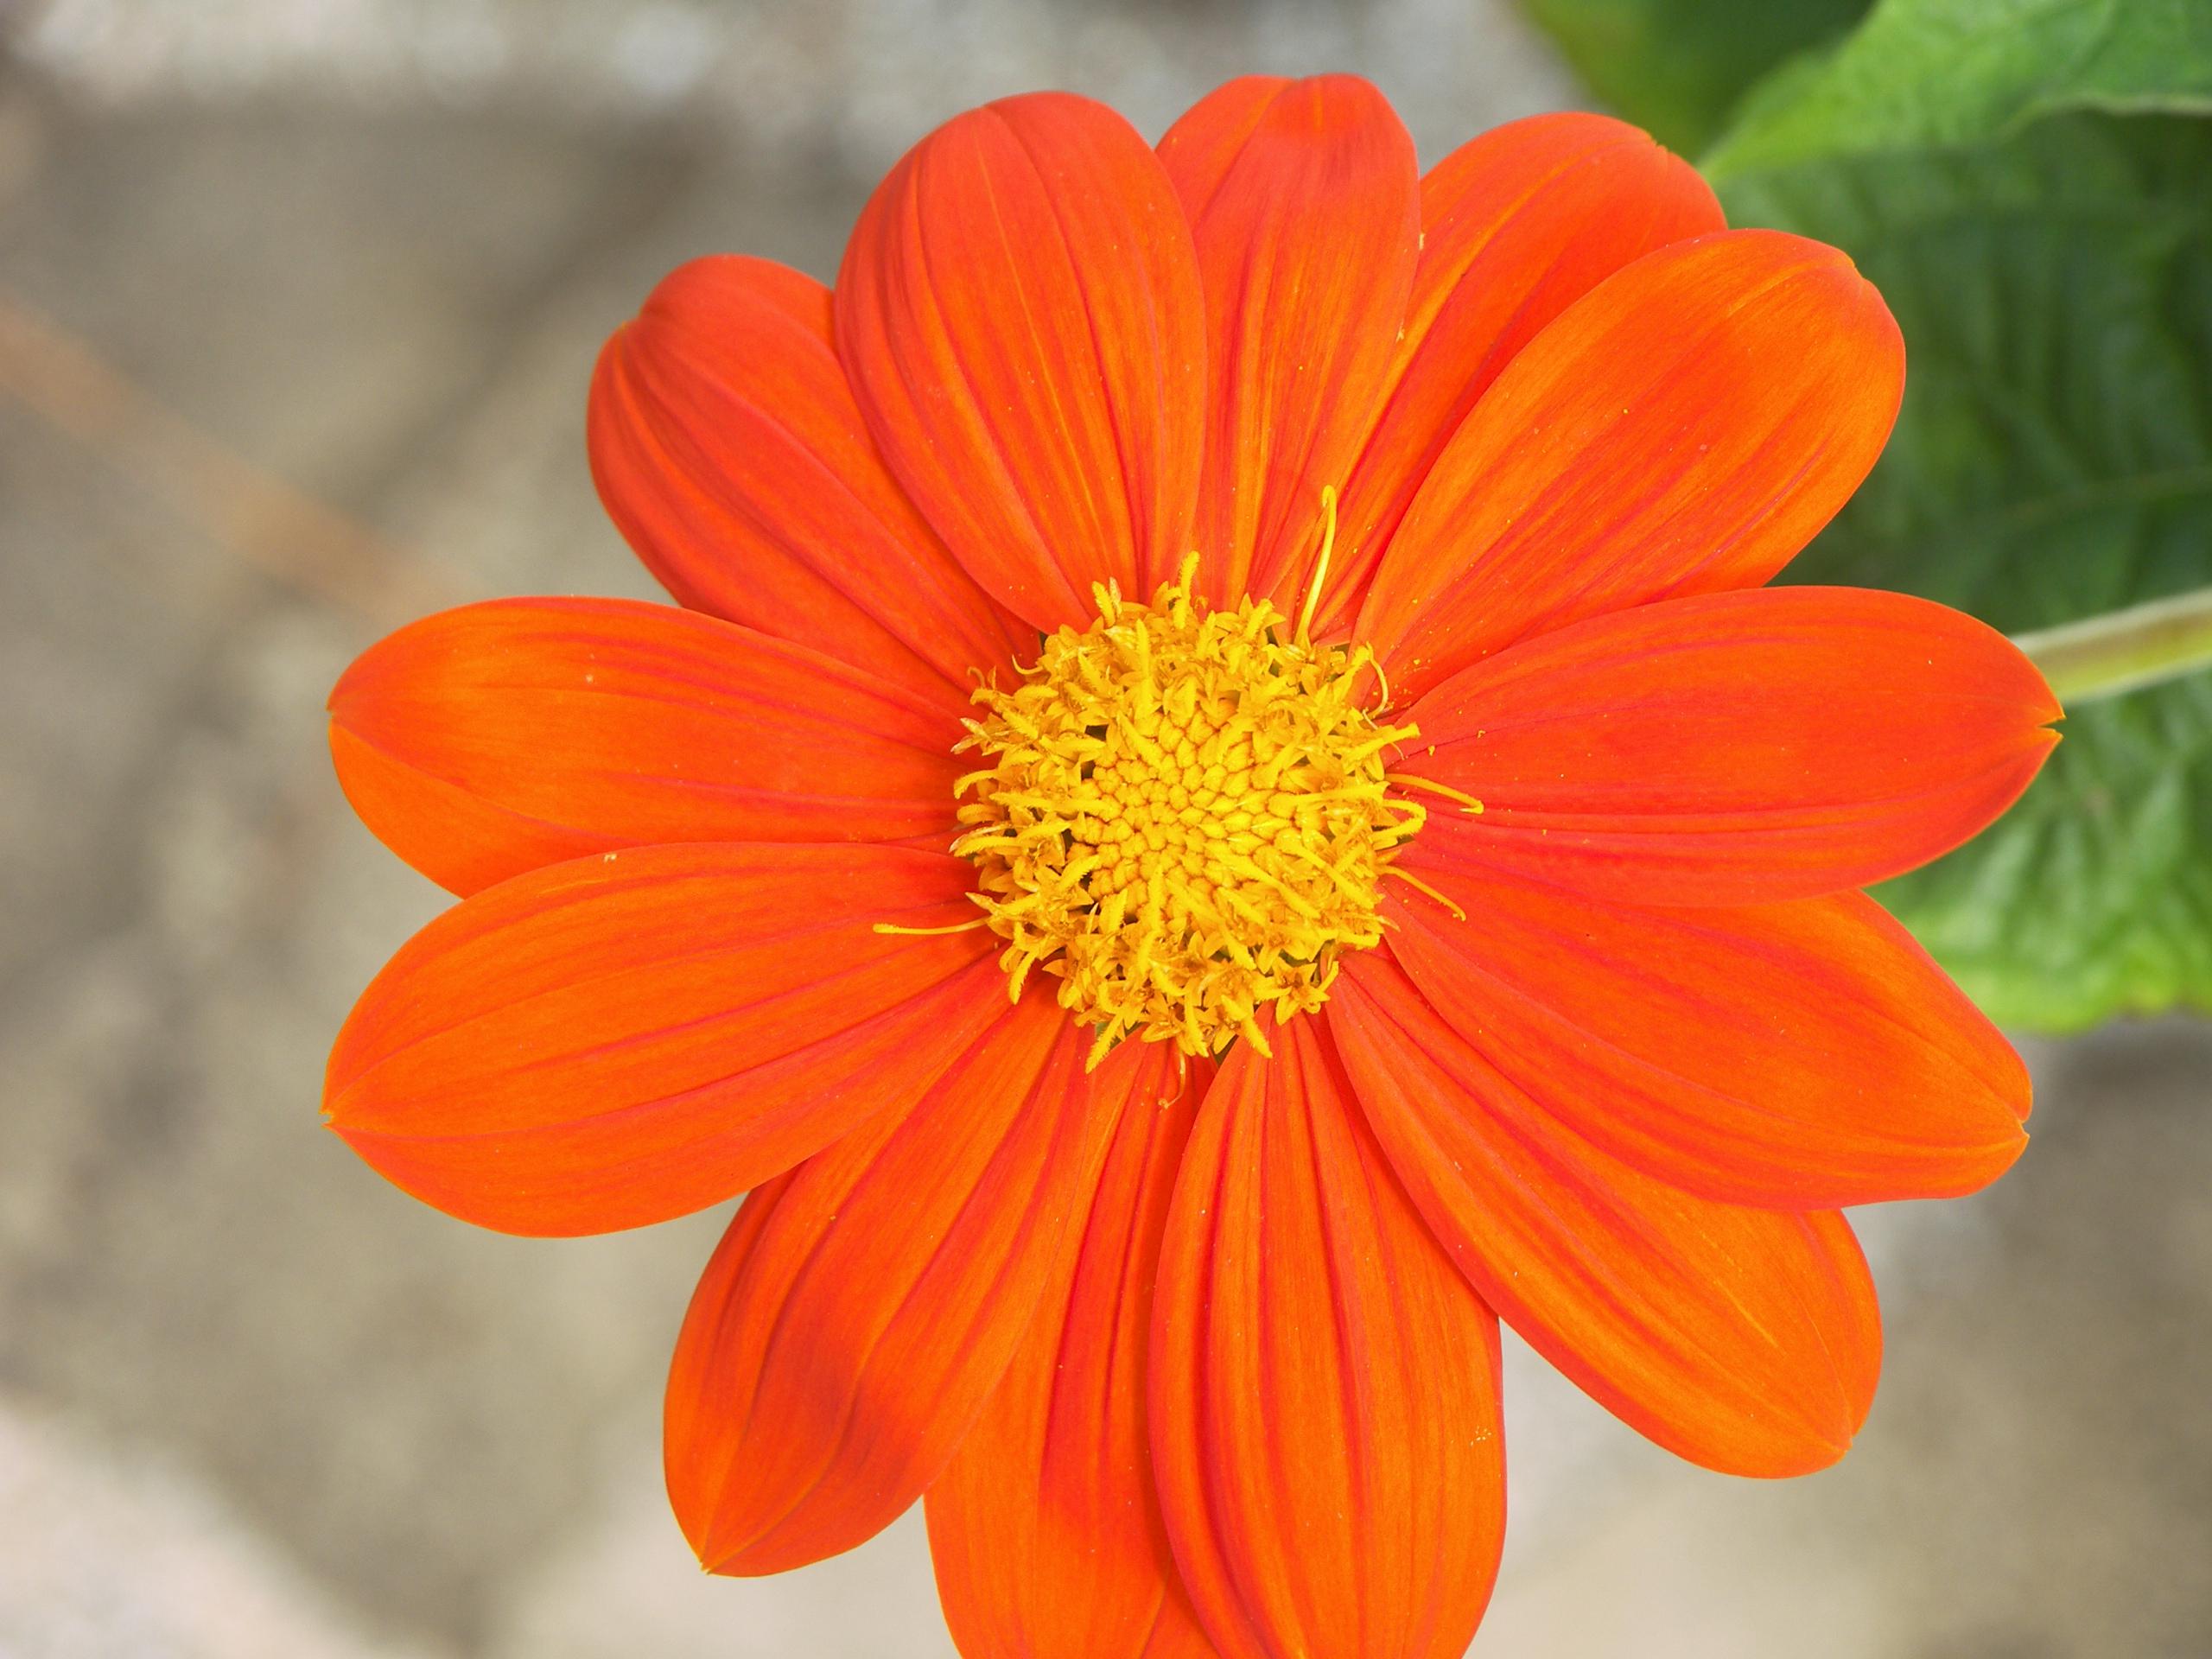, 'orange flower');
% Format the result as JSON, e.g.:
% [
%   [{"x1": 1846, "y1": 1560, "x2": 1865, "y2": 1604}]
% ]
[{"x1": 325, "y1": 77, "x2": 2061, "y2": 1659}]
